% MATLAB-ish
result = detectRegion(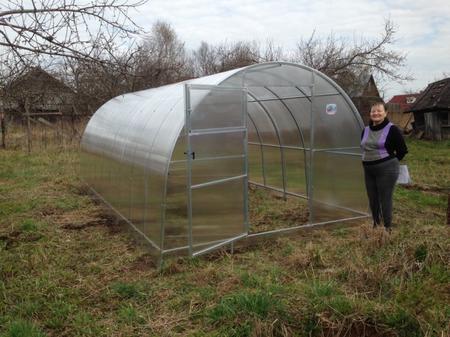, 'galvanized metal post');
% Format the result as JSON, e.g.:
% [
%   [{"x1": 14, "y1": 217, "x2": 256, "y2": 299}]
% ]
[
  {"x1": 184, "y1": 84, "x2": 194, "y2": 257},
  {"x1": 308, "y1": 75, "x2": 316, "y2": 223},
  {"x1": 242, "y1": 88, "x2": 249, "y2": 233}
]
